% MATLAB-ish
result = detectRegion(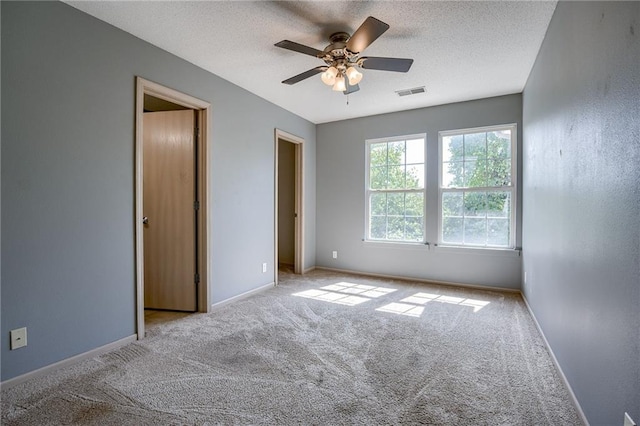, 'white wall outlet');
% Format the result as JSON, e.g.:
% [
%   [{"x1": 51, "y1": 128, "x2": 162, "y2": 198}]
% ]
[
  {"x1": 624, "y1": 412, "x2": 636, "y2": 426},
  {"x1": 332, "y1": 251, "x2": 338, "y2": 259},
  {"x1": 262, "y1": 263, "x2": 267, "y2": 273},
  {"x1": 524, "y1": 271, "x2": 527, "y2": 284},
  {"x1": 10, "y1": 327, "x2": 27, "y2": 350}
]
